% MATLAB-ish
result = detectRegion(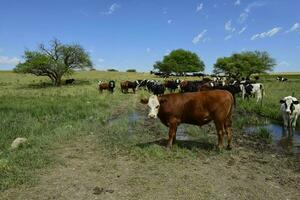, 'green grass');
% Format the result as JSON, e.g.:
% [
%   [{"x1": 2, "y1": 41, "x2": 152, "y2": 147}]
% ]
[
  {"x1": 0, "y1": 71, "x2": 300, "y2": 191},
  {"x1": 255, "y1": 128, "x2": 273, "y2": 144},
  {"x1": 238, "y1": 74, "x2": 300, "y2": 126}
]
